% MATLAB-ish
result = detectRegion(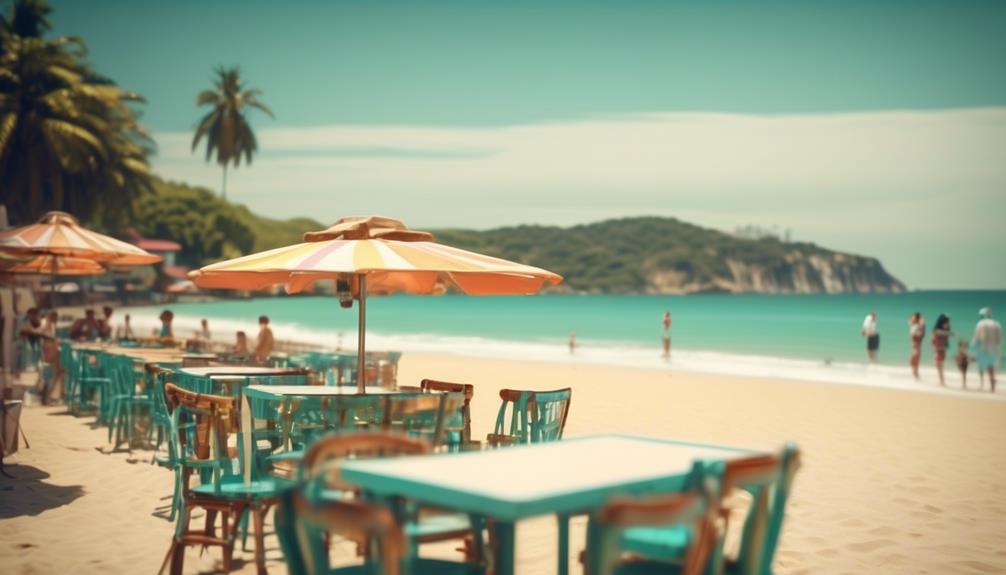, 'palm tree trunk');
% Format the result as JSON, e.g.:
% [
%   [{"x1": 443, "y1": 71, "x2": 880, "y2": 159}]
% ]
[{"x1": 221, "y1": 164, "x2": 228, "y2": 200}]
